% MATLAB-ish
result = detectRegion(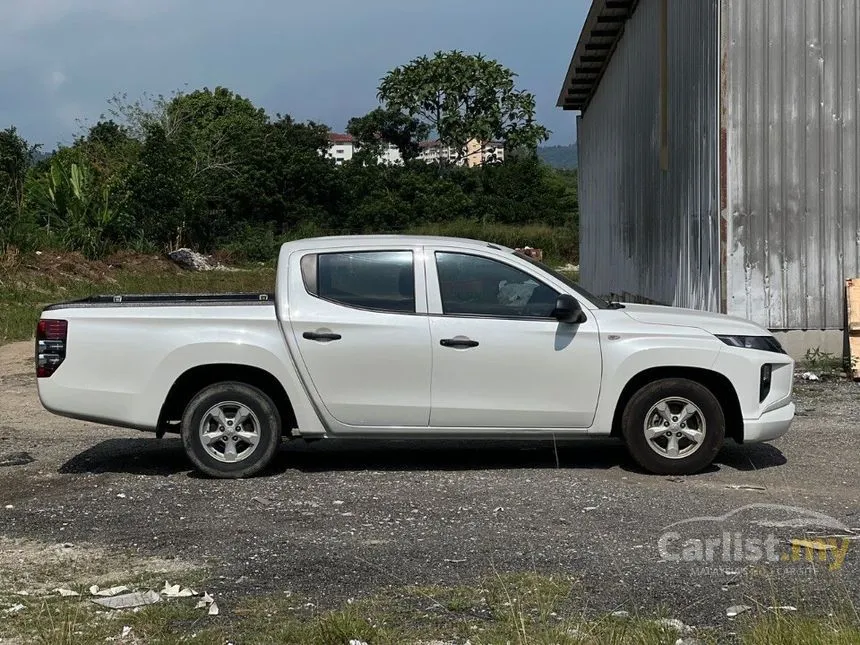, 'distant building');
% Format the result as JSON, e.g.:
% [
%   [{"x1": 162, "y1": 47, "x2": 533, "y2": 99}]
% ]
[
  {"x1": 464, "y1": 139, "x2": 506, "y2": 167},
  {"x1": 326, "y1": 133, "x2": 504, "y2": 167},
  {"x1": 417, "y1": 139, "x2": 505, "y2": 166},
  {"x1": 558, "y1": 0, "x2": 860, "y2": 356},
  {"x1": 326, "y1": 133, "x2": 360, "y2": 166}
]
